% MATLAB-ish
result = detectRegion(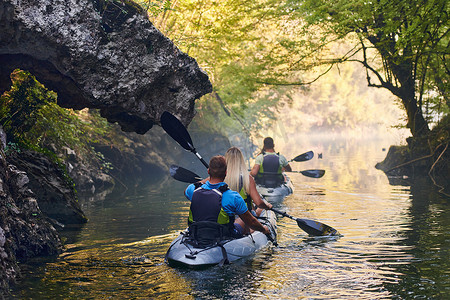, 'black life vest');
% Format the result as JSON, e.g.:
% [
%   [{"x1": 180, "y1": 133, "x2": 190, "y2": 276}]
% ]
[
  {"x1": 256, "y1": 152, "x2": 284, "y2": 187},
  {"x1": 187, "y1": 183, "x2": 235, "y2": 245}
]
